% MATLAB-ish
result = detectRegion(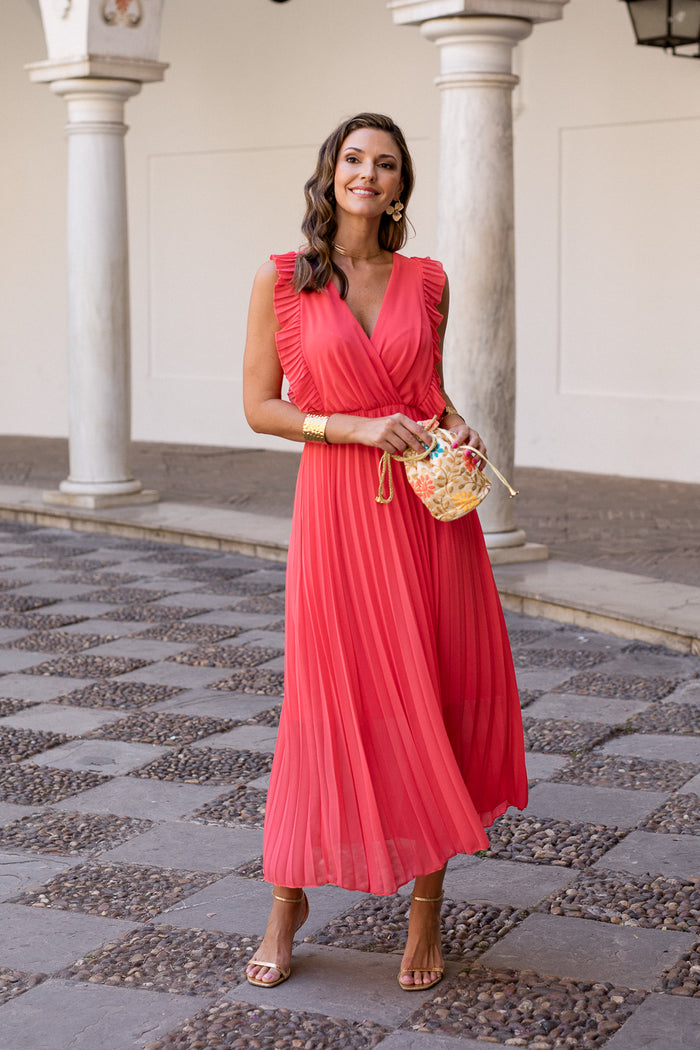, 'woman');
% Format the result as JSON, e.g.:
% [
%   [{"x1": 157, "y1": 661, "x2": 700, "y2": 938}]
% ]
[{"x1": 242, "y1": 113, "x2": 527, "y2": 992}]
